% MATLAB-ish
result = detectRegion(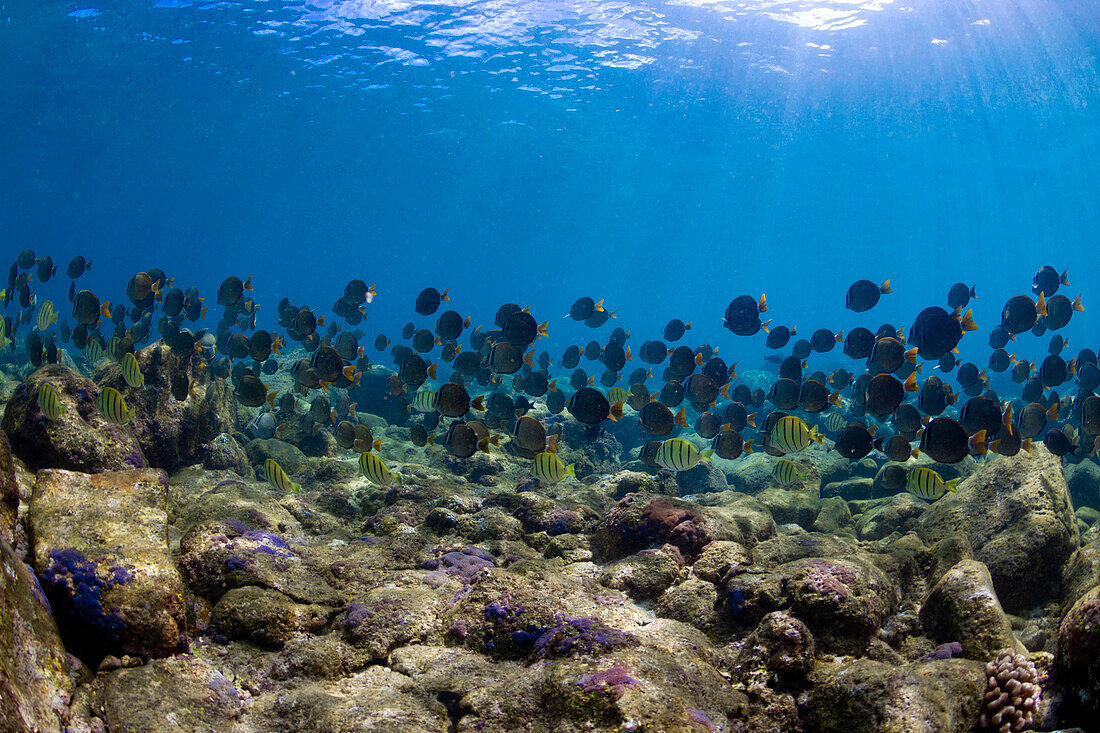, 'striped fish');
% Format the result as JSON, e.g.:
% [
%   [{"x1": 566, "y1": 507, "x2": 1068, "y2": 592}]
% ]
[
  {"x1": 823, "y1": 412, "x2": 847, "y2": 434},
  {"x1": 411, "y1": 388, "x2": 437, "y2": 413},
  {"x1": 906, "y1": 467, "x2": 958, "y2": 502},
  {"x1": 263, "y1": 458, "x2": 300, "y2": 494},
  {"x1": 121, "y1": 351, "x2": 145, "y2": 388},
  {"x1": 655, "y1": 438, "x2": 713, "y2": 472},
  {"x1": 106, "y1": 337, "x2": 122, "y2": 359},
  {"x1": 37, "y1": 383, "x2": 65, "y2": 420},
  {"x1": 772, "y1": 459, "x2": 809, "y2": 486},
  {"x1": 607, "y1": 386, "x2": 628, "y2": 404},
  {"x1": 769, "y1": 415, "x2": 822, "y2": 454},
  {"x1": 36, "y1": 300, "x2": 57, "y2": 331},
  {"x1": 531, "y1": 451, "x2": 575, "y2": 484},
  {"x1": 96, "y1": 386, "x2": 134, "y2": 425},
  {"x1": 359, "y1": 451, "x2": 401, "y2": 486},
  {"x1": 84, "y1": 340, "x2": 106, "y2": 364}
]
